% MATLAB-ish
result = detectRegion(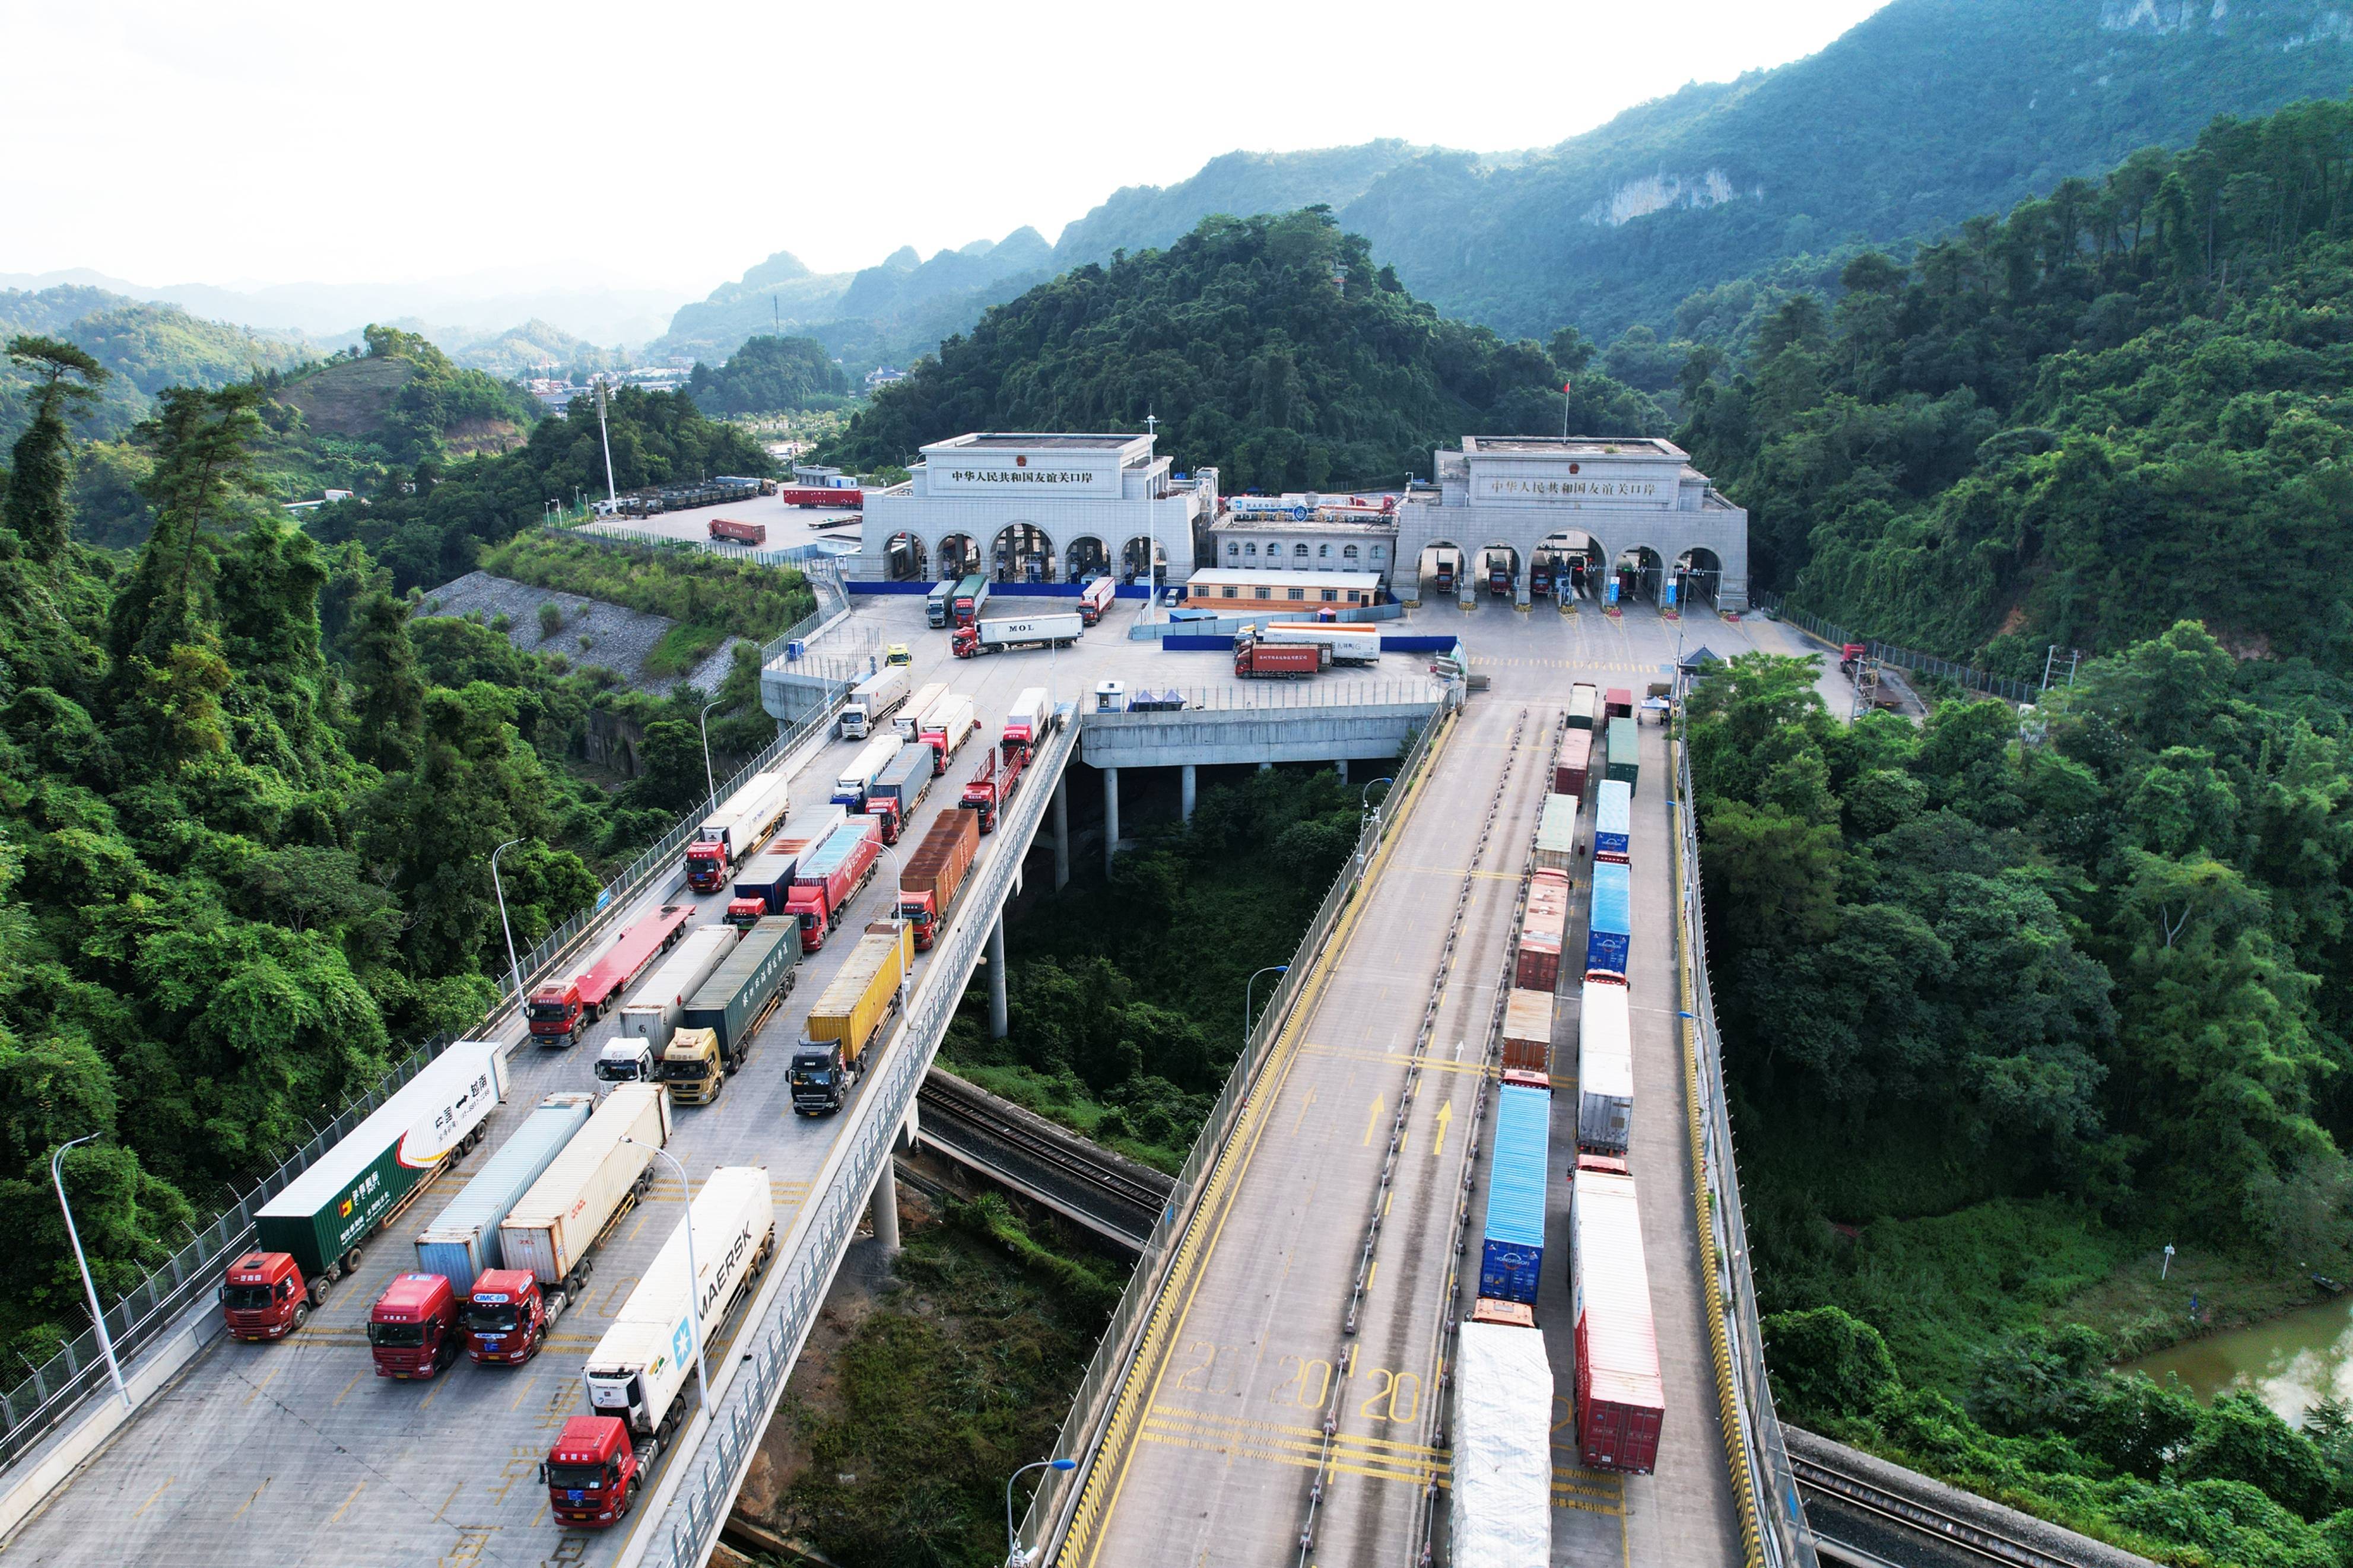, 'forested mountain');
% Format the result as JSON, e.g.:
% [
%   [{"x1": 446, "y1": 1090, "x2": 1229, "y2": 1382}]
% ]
[
  {"x1": 683, "y1": 334, "x2": 851, "y2": 415},
  {"x1": 0, "y1": 286, "x2": 320, "y2": 443},
  {"x1": 818, "y1": 210, "x2": 1662, "y2": 492},
  {"x1": 1679, "y1": 95, "x2": 2353, "y2": 680},
  {"x1": 1052, "y1": 142, "x2": 1430, "y2": 268}
]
